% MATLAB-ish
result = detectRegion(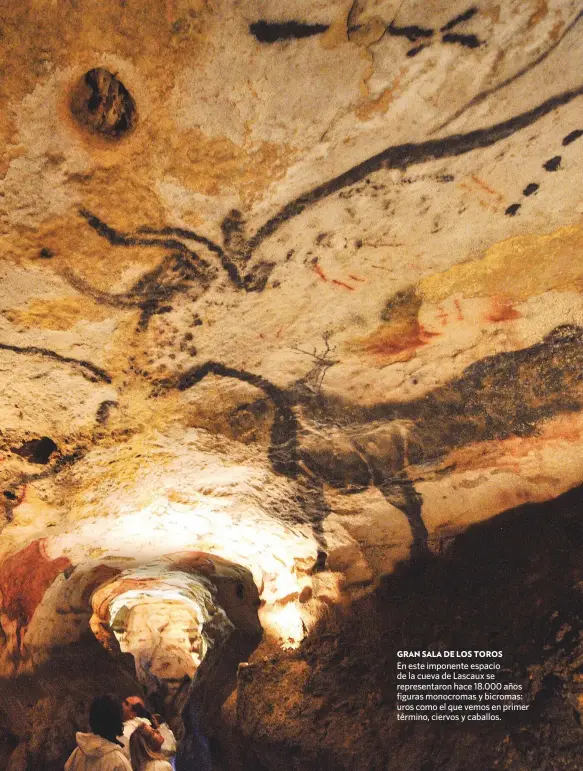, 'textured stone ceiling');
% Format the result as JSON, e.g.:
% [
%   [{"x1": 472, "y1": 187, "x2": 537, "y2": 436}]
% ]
[{"x1": 1, "y1": 0, "x2": 583, "y2": 700}]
